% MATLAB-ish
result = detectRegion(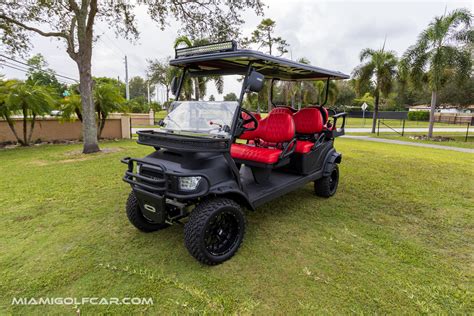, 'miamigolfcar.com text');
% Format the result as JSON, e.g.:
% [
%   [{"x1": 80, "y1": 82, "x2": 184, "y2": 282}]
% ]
[{"x1": 12, "y1": 297, "x2": 154, "y2": 305}]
